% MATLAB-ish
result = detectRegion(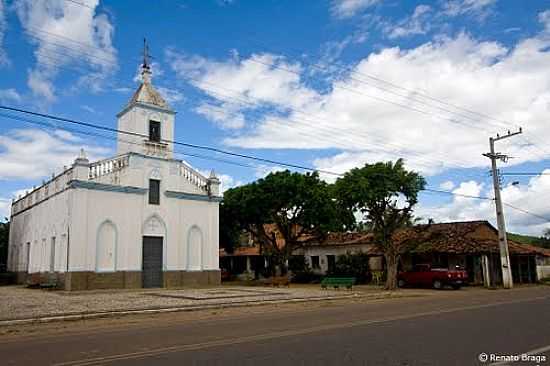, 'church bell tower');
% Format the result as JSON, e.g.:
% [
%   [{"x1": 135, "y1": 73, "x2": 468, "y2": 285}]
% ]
[{"x1": 116, "y1": 39, "x2": 176, "y2": 159}]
